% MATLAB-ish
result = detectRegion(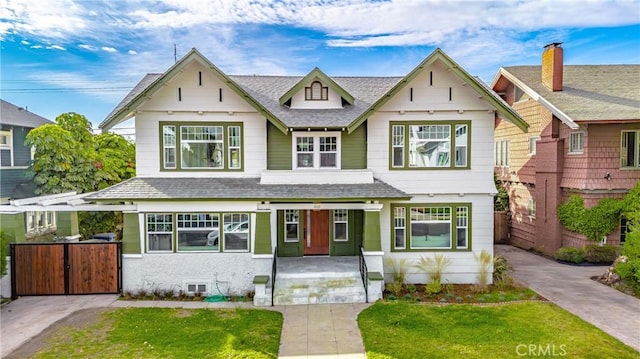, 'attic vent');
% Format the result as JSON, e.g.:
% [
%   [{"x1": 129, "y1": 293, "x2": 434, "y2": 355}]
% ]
[
  {"x1": 219, "y1": 88, "x2": 223, "y2": 102},
  {"x1": 198, "y1": 71, "x2": 202, "y2": 86},
  {"x1": 410, "y1": 88, "x2": 413, "y2": 102},
  {"x1": 449, "y1": 87, "x2": 452, "y2": 101},
  {"x1": 429, "y1": 71, "x2": 433, "y2": 86},
  {"x1": 178, "y1": 88, "x2": 182, "y2": 102},
  {"x1": 305, "y1": 81, "x2": 328, "y2": 101}
]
